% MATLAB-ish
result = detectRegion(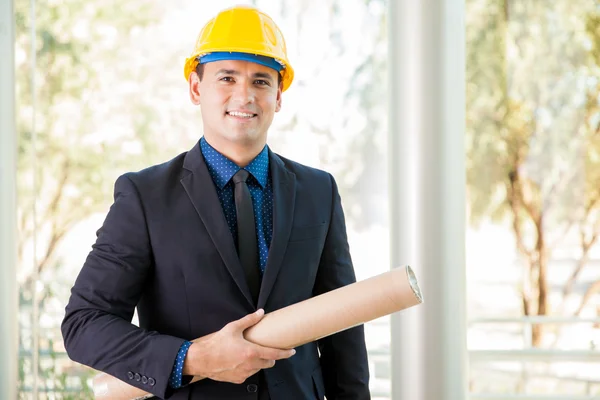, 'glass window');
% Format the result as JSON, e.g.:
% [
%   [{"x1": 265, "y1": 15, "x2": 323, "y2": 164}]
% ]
[
  {"x1": 467, "y1": 0, "x2": 600, "y2": 396},
  {"x1": 15, "y1": 0, "x2": 389, "y2": 398}
]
